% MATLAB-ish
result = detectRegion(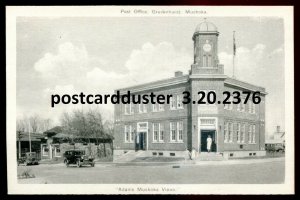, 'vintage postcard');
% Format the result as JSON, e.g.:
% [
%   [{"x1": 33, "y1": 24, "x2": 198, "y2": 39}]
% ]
[{"x1": 6, "y1": 6, "x2": 294, "y2": 194}]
